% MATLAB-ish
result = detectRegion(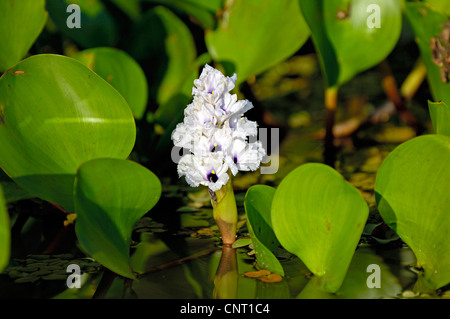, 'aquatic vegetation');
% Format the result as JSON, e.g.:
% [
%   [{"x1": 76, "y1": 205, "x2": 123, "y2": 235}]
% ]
[
  {"x1": 172, "y1": 65, "x2": 266, "y2": 244},
  {"x1": 0, "y1": 0, "x2": 449, "y2": 301},
  {"x1": 271, "y1": 163, "x2": 369, "y2": 293}
]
